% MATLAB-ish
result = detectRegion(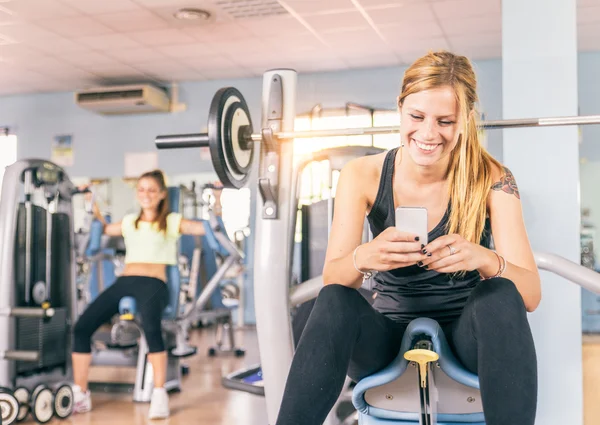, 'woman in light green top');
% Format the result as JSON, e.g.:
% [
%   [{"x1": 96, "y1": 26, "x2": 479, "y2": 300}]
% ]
[{"x1": 71, "y1": 169, "x2": 221, "y2": 420}]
